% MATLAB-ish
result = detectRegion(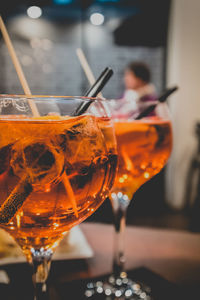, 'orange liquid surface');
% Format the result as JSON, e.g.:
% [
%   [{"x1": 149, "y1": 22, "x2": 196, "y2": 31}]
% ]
[
  {"x1": 112, "y1": 118, "x2": 172, "y2": 199},
  {"x1": 0, "y1": 115, "x2": 117, "y2": 257}
]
